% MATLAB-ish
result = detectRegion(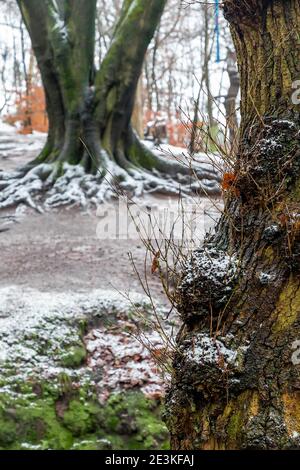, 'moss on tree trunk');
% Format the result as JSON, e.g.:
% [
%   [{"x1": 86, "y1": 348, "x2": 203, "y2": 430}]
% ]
[
  {"x1": 17, "y1": 0, "x2": 167, "y2": 176},
  {"x1": 166, "y1": 0, "x2": 300, "y2": 450},
  {"x1": 0, "y1": 0, "x2": 220, "y2": 211}
]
